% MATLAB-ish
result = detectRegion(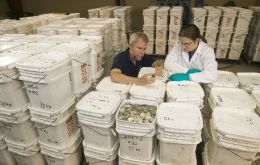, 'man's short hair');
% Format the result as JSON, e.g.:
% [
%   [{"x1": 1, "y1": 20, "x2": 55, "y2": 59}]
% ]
[{"x1": 129, "y1": 32, "x2": 148, "y2": 47}]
